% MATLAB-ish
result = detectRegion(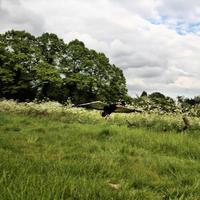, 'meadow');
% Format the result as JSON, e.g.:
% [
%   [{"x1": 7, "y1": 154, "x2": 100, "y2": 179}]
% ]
[{"x1": 0, "y1": 100, "x2": 200, "y2": 200}]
